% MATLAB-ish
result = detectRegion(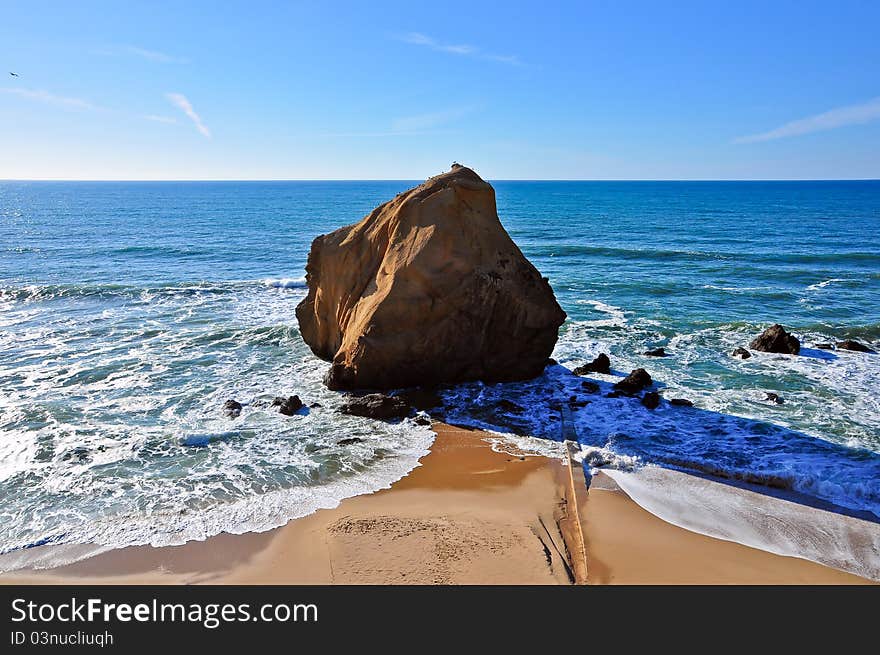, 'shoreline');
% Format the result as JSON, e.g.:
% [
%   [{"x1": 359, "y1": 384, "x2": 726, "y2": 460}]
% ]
[{"x1": 0, "y1": 423, "x2": 874, "y2": 585}]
